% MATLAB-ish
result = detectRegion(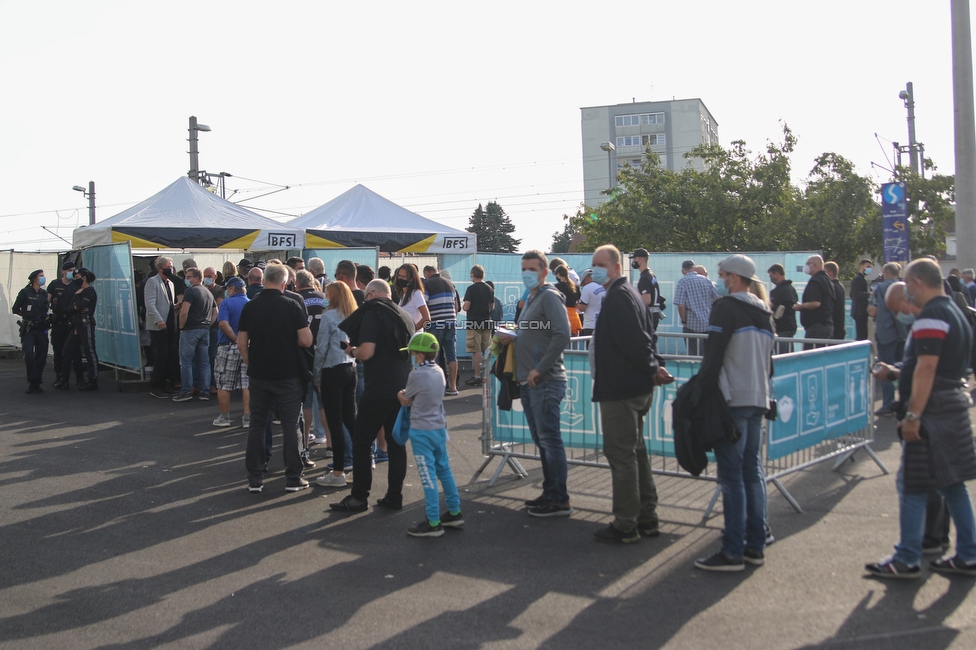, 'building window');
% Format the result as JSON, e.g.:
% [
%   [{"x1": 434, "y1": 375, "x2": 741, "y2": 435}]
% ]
[
  {"x1": 615, "y1": 135, "x2": 642, "y2": 147},
  {"x1": 615, "y1": 112, "x2": 666, "y2": 127},
  {"x1": 642, "y1": 134, "x2": 665, "y2": 146}
]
